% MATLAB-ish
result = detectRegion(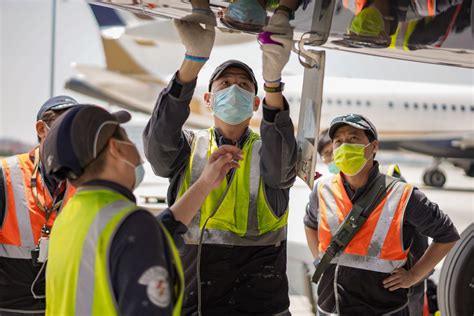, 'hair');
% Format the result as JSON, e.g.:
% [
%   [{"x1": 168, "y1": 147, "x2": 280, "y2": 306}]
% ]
[
  {"x1": 70, "y1": 127, "x2": 126, "y2": 187},
  {"x1": 317, "y1": 129, "x2": 331, "y2": 155}
]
